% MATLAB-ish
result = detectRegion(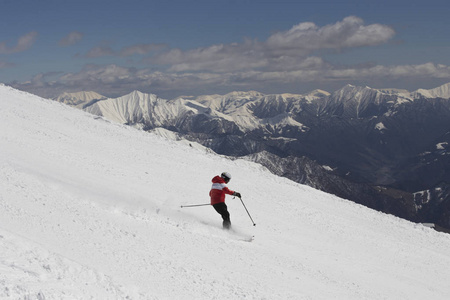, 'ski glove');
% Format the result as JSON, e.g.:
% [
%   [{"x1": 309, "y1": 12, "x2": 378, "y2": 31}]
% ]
[{"x1": 233, "y1": 192, "x2": 241, "y2": 198}]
